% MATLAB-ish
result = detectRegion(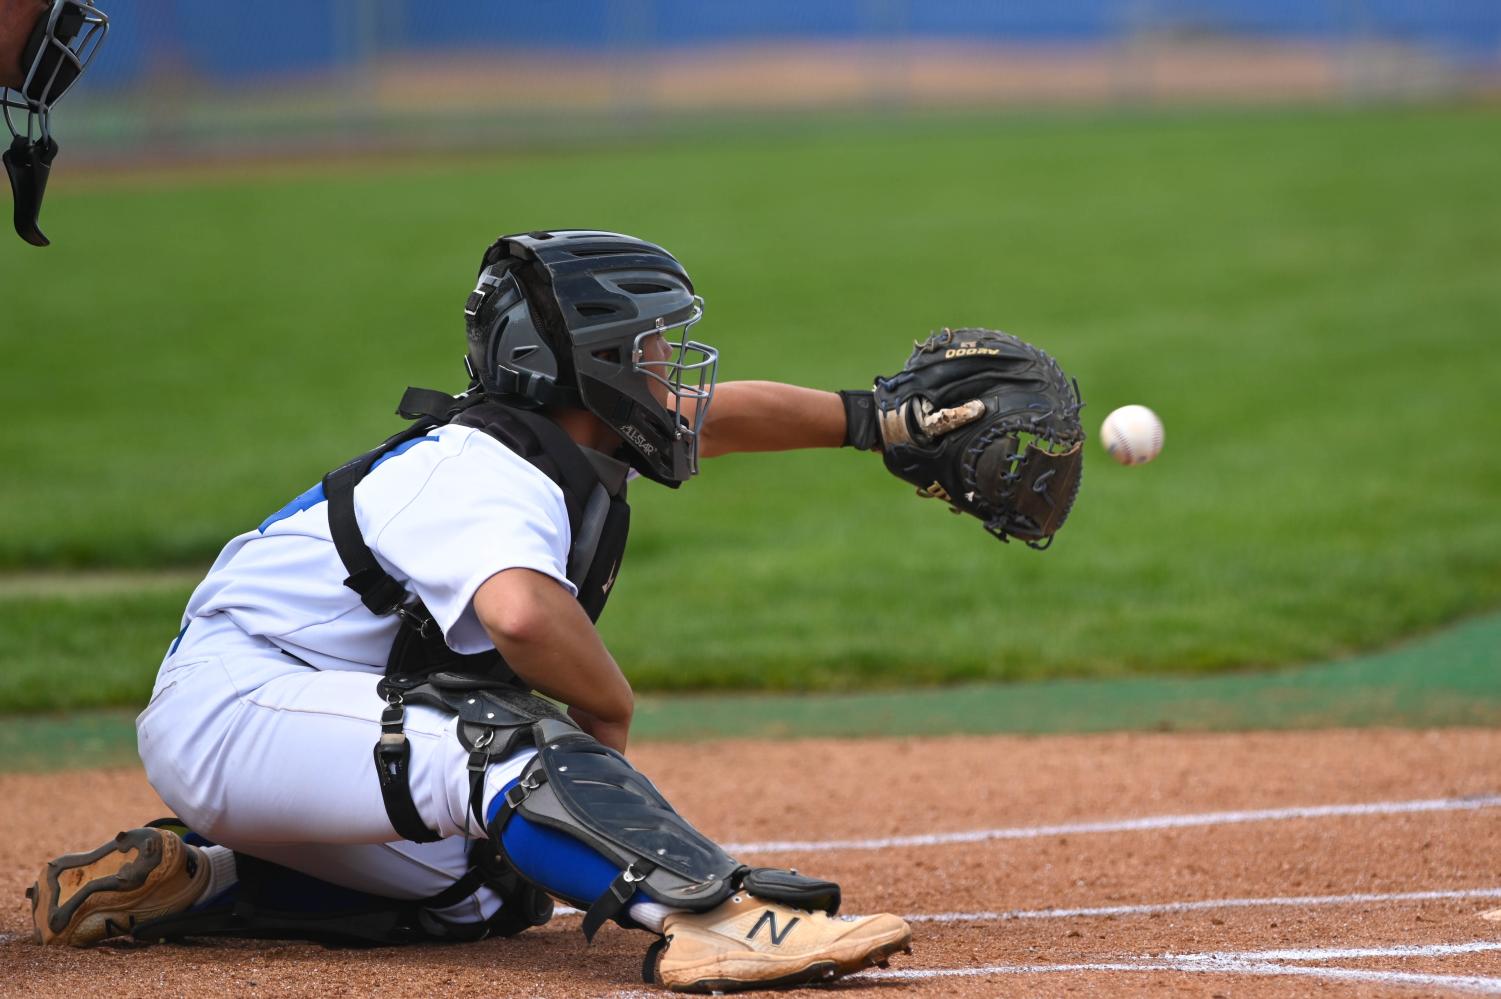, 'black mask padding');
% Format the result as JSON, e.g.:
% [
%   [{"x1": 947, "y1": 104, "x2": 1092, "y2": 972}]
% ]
[
  {"x1": 17, "y1": 9, "x2": 50, "y2": 90},
  {"x1": 21, "y1": 4, "x2": 86, "y2": 104},
  {"x1": 5, "y1": 135, "x2": 56, "y2": 247}
]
